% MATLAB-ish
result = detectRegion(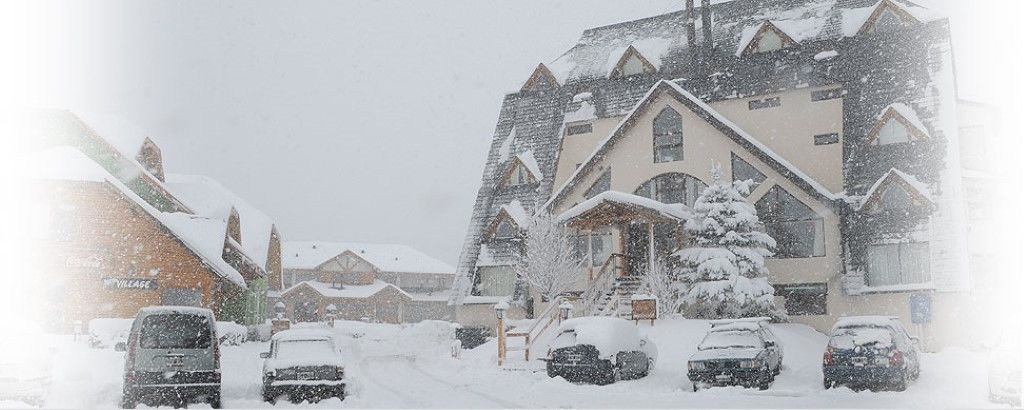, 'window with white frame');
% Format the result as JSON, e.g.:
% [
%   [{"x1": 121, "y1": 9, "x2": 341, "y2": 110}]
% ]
[
  {"x1": 619, "y1": 53, "x2": 648, "y2": 77},
  {"x1": 755, "y1": 185, "x2": 825, "y2": 258},
  {"x1": 653, "y1": 107, "x2": 683, "y2": 163},
  {"x1": 866, "y1": 242, "x2": 931, "y2": 287},
  {"x1": 476, "y1": 265, "x2": 516, "y2": 296}
]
